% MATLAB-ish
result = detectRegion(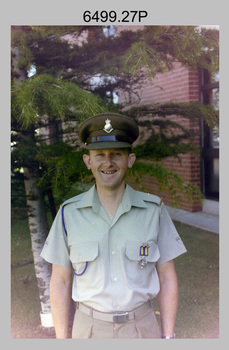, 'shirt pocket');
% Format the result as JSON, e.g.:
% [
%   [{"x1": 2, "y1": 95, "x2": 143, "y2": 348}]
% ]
[
  {"x1": 70, "y1": 241, "x2": 99, "y2": 275},
  {"x1": 70, "y1": 241, "x2": 103, "y2": 295},
  {"x1": 124, "y1": 241, "x2": 160, "y2": 289}
]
